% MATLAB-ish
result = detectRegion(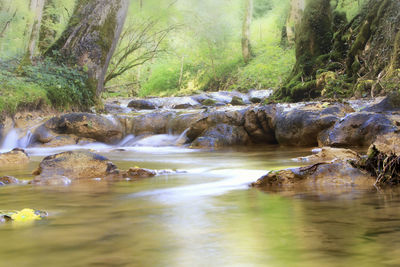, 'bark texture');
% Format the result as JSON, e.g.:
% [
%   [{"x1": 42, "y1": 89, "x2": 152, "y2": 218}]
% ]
[
  {"x1": 242, "y1": 0, "x2": 253, "y2": 64},
  {"x1": 285, "y1": 0, "x2": 305, "y2": 45},
  {"x1": 48, "y1": 0, "x2": 130, "y2": 96},
  {"x1": 26, "y1": 0, "x2": 45, "y2": 62}
]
